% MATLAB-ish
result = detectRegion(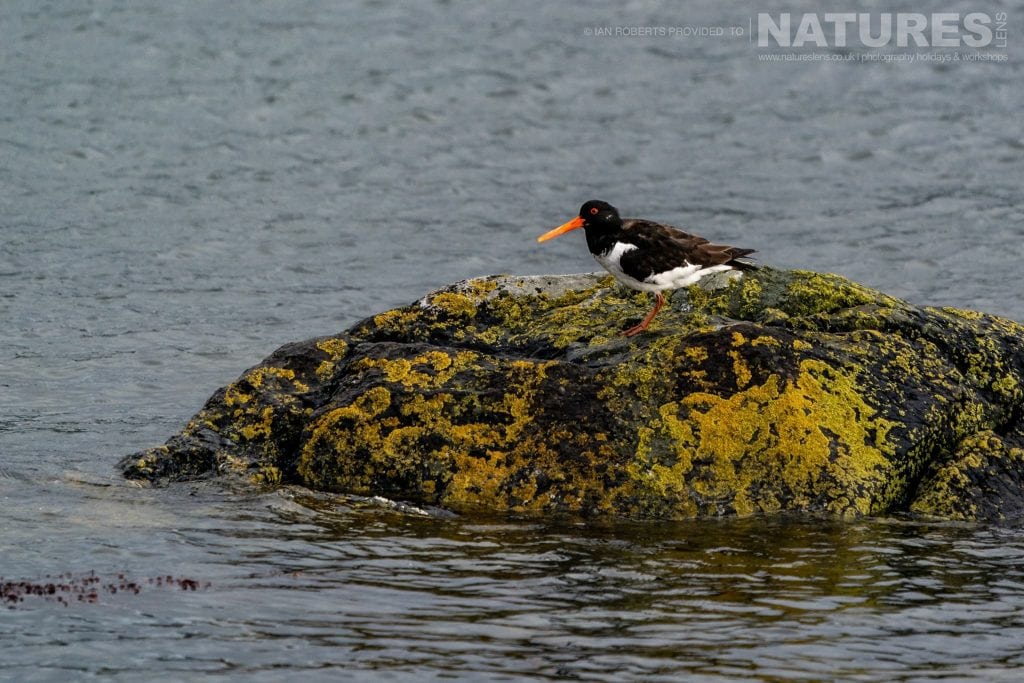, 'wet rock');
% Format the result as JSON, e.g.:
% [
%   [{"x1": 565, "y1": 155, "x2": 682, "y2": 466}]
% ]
[{"x1": 120, "y1": 268, "x2": 1024, "y2": 521}]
